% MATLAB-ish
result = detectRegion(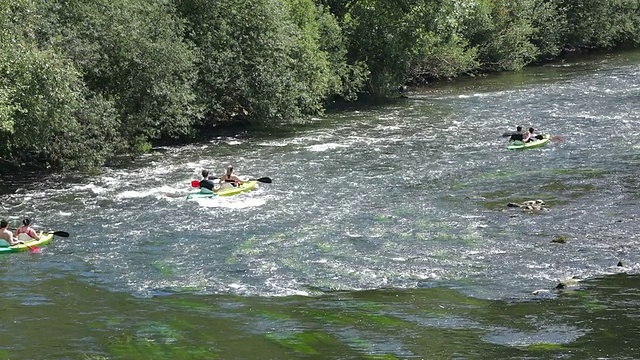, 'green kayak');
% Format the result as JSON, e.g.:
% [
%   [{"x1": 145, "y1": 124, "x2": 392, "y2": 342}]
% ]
[
  {"x1": 186, "y1": 180, "x2": 258, "y2": 199},
  {"x1": 507, "y1": 134, "x2": 551, "y2": 150},
  {"x1": 0, "y1": 232, "x2": 54, "y2": 254}
]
